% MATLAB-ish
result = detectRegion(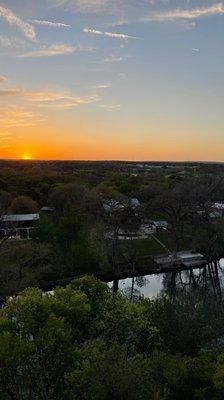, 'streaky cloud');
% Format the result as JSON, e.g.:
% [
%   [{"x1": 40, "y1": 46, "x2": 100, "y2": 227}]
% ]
[
  {"x1": 0, "y1": 107, "x2": 43, "y2": 128},
  {"x1": 145, "y1": 3, "x2": 224, "y2": 22},
  {"x1": 31, "y1": 19, "x2": 71, "y2": 28},
  {"x1": 38, "y1": 94, "x2": 100, "y2": 110},
  {"x1": 83, "y1": 28, "x2": 138, "y2": 39},
  {"x1": 51, "y1": 0, "x2": 110, "y2": 13},
  {"x1": 99, "y1": 104, "x2": 121, "y2": 110},
  {"x1": 0, "y1": 35, "x2": 27, "y2": 49},
  {"x1": 103, "y1": 56, "x2": 123, "y2": 63},
  {"x1": 0, "y1": 4, "x2": 36, "y2": 40},
  {"x1": 0, "y1": 75, "x2": 7, "y2": 83},
  {"x1": 83, "y1": 28, "x2": 102, "y2": 35},
  {"x1": 91, "y1": 83, "x2": 112, "y2": 89},
  {"x1": 104, "y1": 31, "x2": 137, "y2": 39},
  {"x1": 111, "y1": 3, "x2": 224, "y2": 26},
  {"x1": 0, "y1": 88, "x2": 100, "y2": 110},
  {"x1": 18, "y1": 44, "x2": 75, "y2": 58}
]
